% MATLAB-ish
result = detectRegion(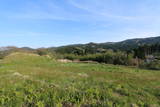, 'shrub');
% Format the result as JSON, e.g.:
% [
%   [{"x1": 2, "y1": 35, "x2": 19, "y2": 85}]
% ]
[
  {"x1": 140, "y1": 60, "x2": 160, "y2": 70},
  {"x1": 61, "y1": 51, "x2": 135, "y2": 66},
  {"x1": 36, "y1": 49, "x2": 48, "y2": 56},
  {"x1": 0, "y1": 51, "x2": 11, "y2": 59}
]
